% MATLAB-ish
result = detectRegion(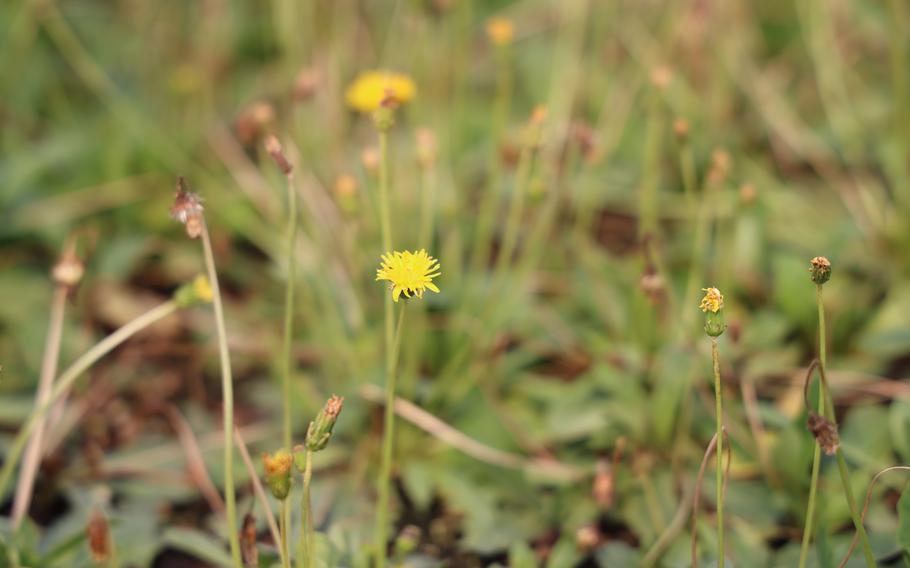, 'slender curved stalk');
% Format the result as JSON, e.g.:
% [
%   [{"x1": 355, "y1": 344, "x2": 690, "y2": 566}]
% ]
[
  {"x1": 200, "y1": 222, "x2": 241, "y2": 567},
  {"x1": 12, "y1": 284, "x2": 67, "y2": 527},
  {"x1": 0, "y1": 301, "x2": 179, "y2": 498},
  {"x1": 711, "y1": 338, "x2": 725, "y2": 568},
  {"x1": 281, "y1": 173, "x2": 298, "y2": 451},
  {"x1": 839, "y1": 466, "x2": 910, "y2": 568},
  {"x1": 374, "y1": 305, "x2": 406, "y2": 568}
]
